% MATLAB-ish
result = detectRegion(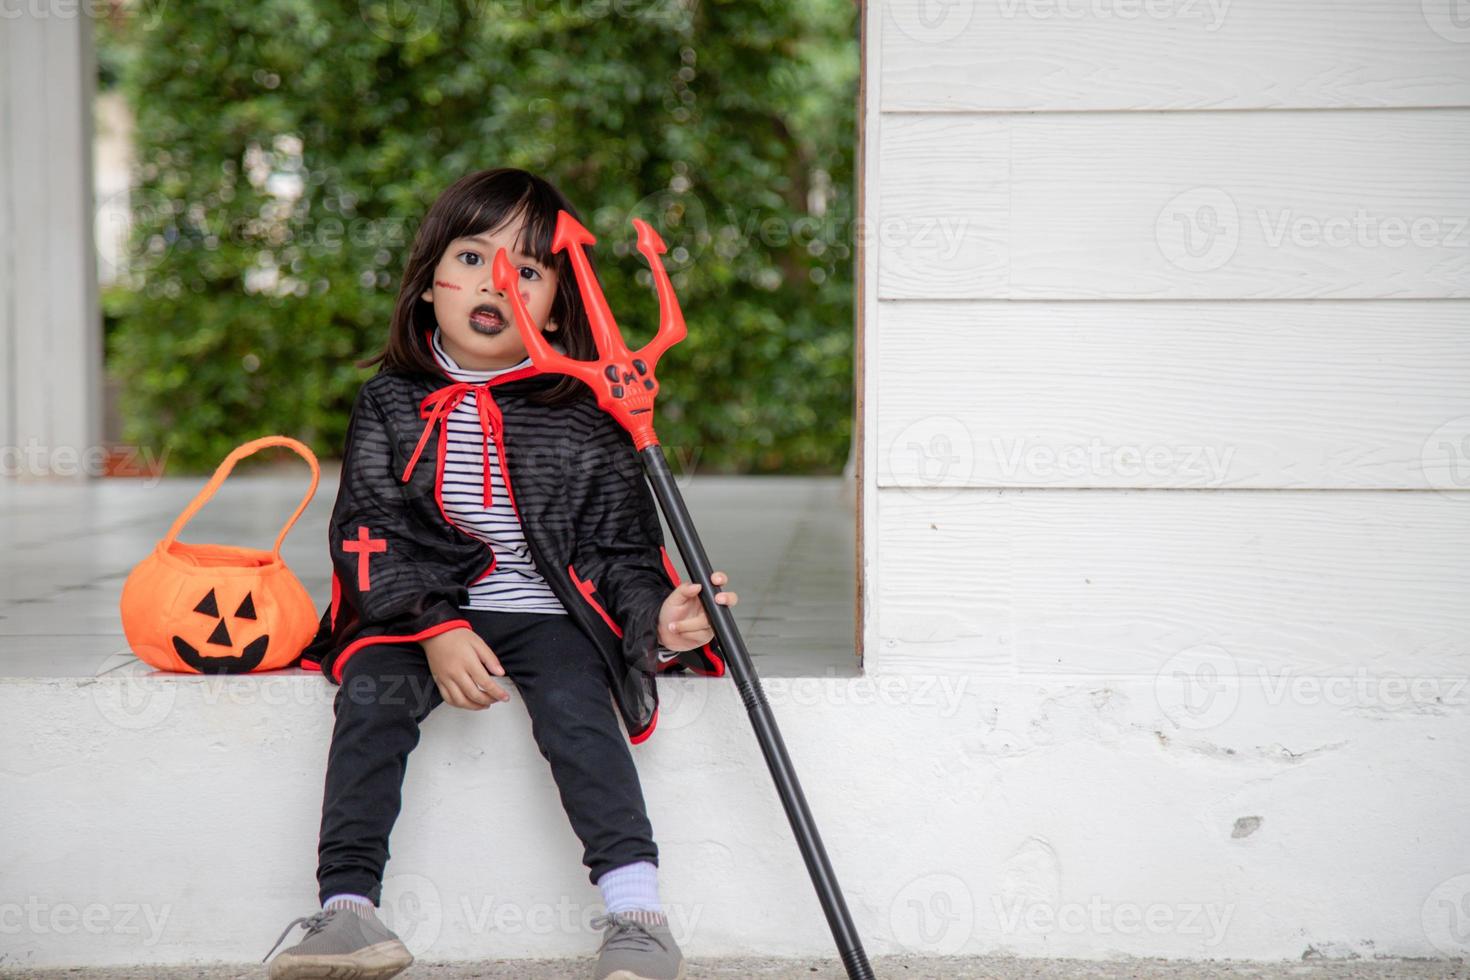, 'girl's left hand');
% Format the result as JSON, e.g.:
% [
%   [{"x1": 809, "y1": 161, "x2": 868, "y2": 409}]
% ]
[{"x1": 657, "y1": 571, "x2": 738, "y2": 651}]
